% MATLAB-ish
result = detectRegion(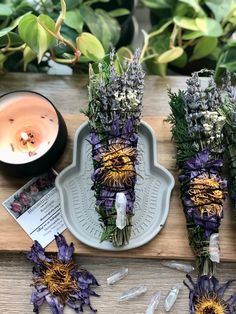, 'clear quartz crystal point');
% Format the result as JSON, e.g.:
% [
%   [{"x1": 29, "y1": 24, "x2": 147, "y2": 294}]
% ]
[
  {"x1": 107, "y1": 267, "x2": 129, "y2": 285},
  {"x1": 164, "y1": 284, "x2": 183, "y2": 312},
  {"x1": 161, "y1": 260, "x2": 194, "y2": 273},
  {"x1": 115, "y1": 192, "x2": 127, "y2": 230},
  {"x1": 209, "y1": 233, "x2": 220, "y2": 263},
  {"x1": 145, "y1": 291, "x2": 161, "y2": 314},
  {"x1": 119, "y1": 285, "x2": 147, "y2": 301}
]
